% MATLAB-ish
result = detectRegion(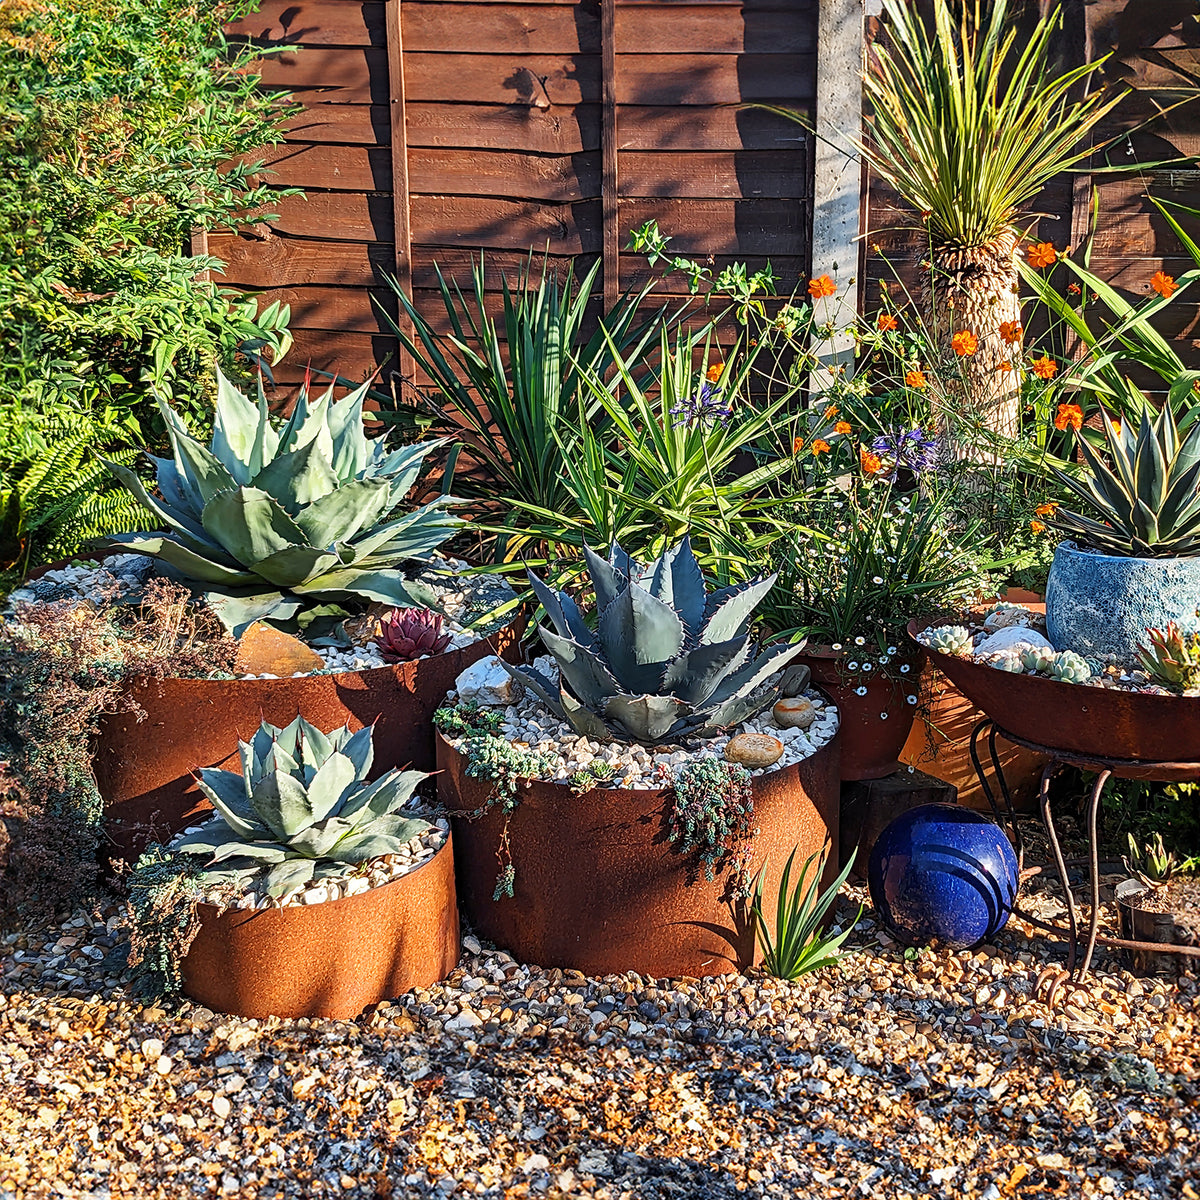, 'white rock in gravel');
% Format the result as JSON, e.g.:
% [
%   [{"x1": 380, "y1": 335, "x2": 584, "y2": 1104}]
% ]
[
  {"x1": 455, "y1": 656, "x2": 523, "y2": 707},
  {"x1": 983, "y1": 604, "x2": 1036, "y2": 631},
  {"x1": 974, "y1": 626, "x2": 1053, "y2": 656}
]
